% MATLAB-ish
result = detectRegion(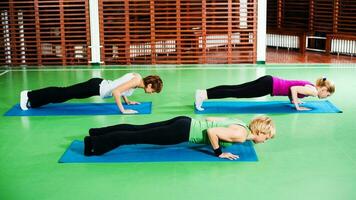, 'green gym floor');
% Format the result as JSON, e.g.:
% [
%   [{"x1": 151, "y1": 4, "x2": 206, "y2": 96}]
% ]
[{"x1": 0, "y1": 64, "x2": 355, "y2": 200}]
